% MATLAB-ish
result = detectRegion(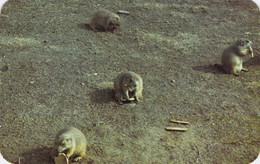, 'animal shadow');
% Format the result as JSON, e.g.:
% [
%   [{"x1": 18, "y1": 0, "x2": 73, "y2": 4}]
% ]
[
  {"x1": 20, "y1": 147, "x2": 53, "y2": 164},
  {"x1": 20, "y1": 147, "x2": 87, "y2": 164},
  {"x1": 77, "y1": 23, "x2": 91, "y2": 30},
  {"x1": 244, "y1": 55, "x2": 260, "y2": 66},
  {"x1": 77, "y1": 23, "x2": 107, "y2": 32},
  {"x1": 89, "y1": 88, "x2": 115, "y2": 104},
  {"x1": 192, "y1": 64, "x2": 223, "y2": 74}
]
